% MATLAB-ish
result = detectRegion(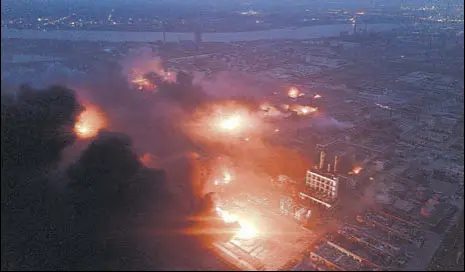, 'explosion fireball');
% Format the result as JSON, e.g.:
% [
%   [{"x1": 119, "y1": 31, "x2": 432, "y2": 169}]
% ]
[
  {"x1": 219, "y1": 115, "x2": 242, "y2": 132},
  {"x1": 74, "y1": 105, "x2": 106, "y2": 139},
  {"x1": 216, "y1": 207, "x2": 258, "y2": 240}
]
